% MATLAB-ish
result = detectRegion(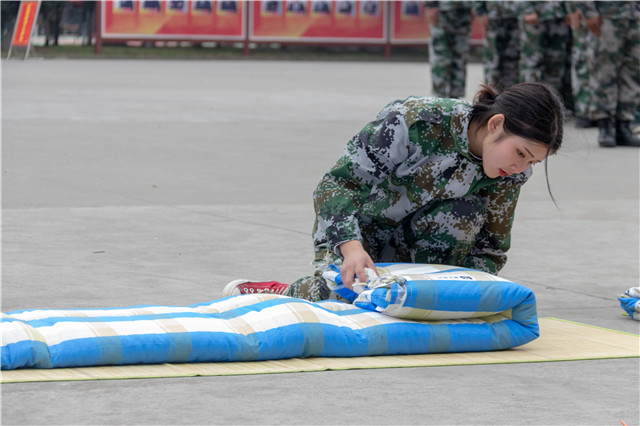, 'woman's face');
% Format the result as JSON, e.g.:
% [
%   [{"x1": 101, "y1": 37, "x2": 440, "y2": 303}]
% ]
[{"x1": 481, "y1": 117, "x2": 549, "y2": 179}]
